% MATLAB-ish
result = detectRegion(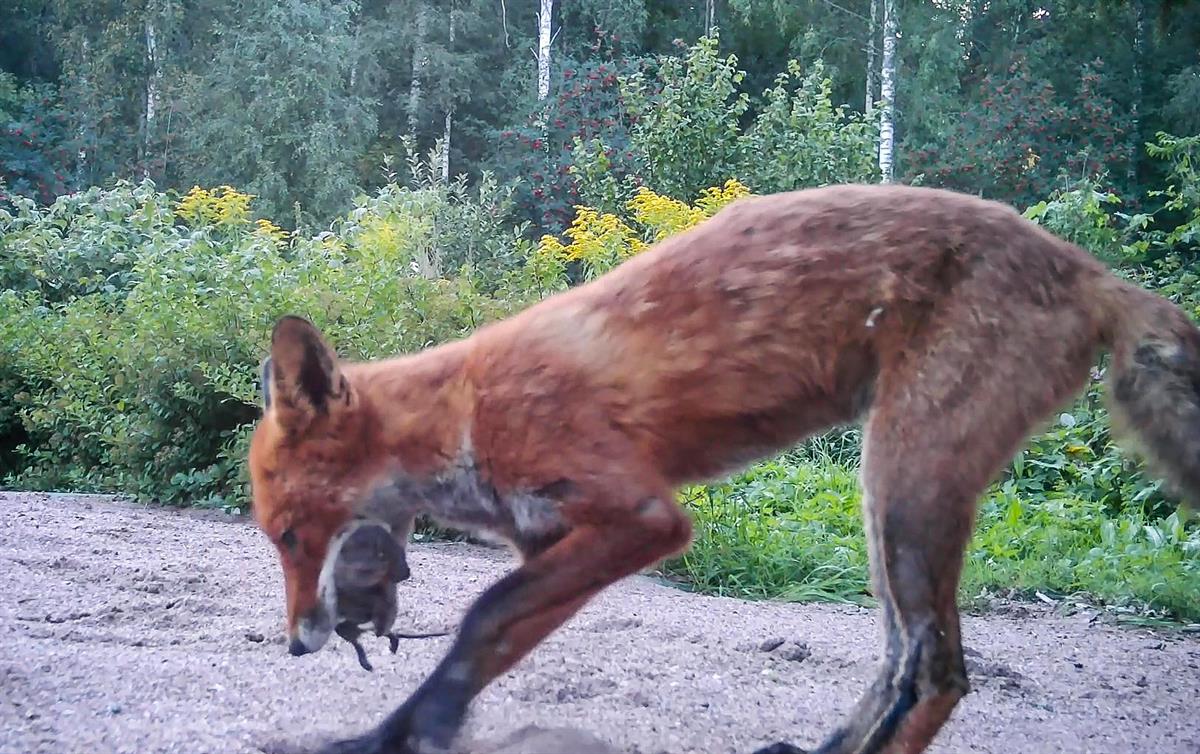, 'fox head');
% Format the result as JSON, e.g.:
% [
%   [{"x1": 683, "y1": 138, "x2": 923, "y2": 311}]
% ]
[{"x1": 248, "y1": 316, "x2": 408, "y2": 656}]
